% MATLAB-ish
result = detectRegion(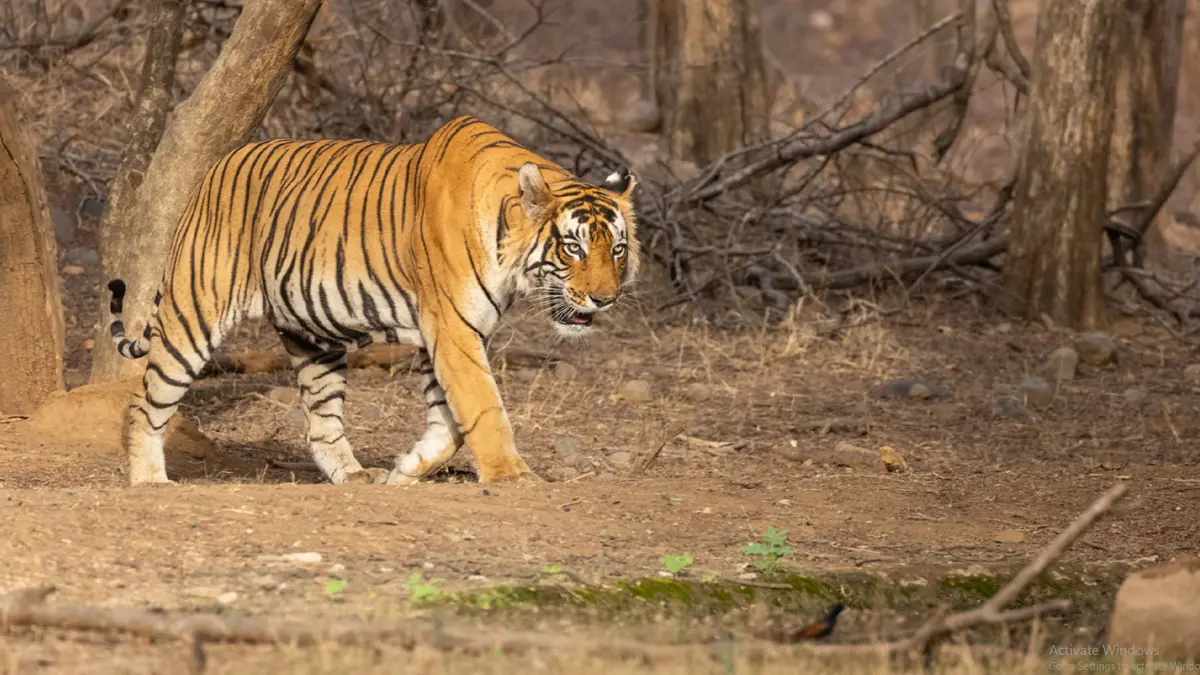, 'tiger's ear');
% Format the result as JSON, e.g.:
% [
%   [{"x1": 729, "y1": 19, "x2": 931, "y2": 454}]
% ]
[
  {"x1": 604, "y1": 166, "x2": 637, "y2": 198},
  {"x1": 518, "y1": 163, "x2": 554, "y2": 221}
]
